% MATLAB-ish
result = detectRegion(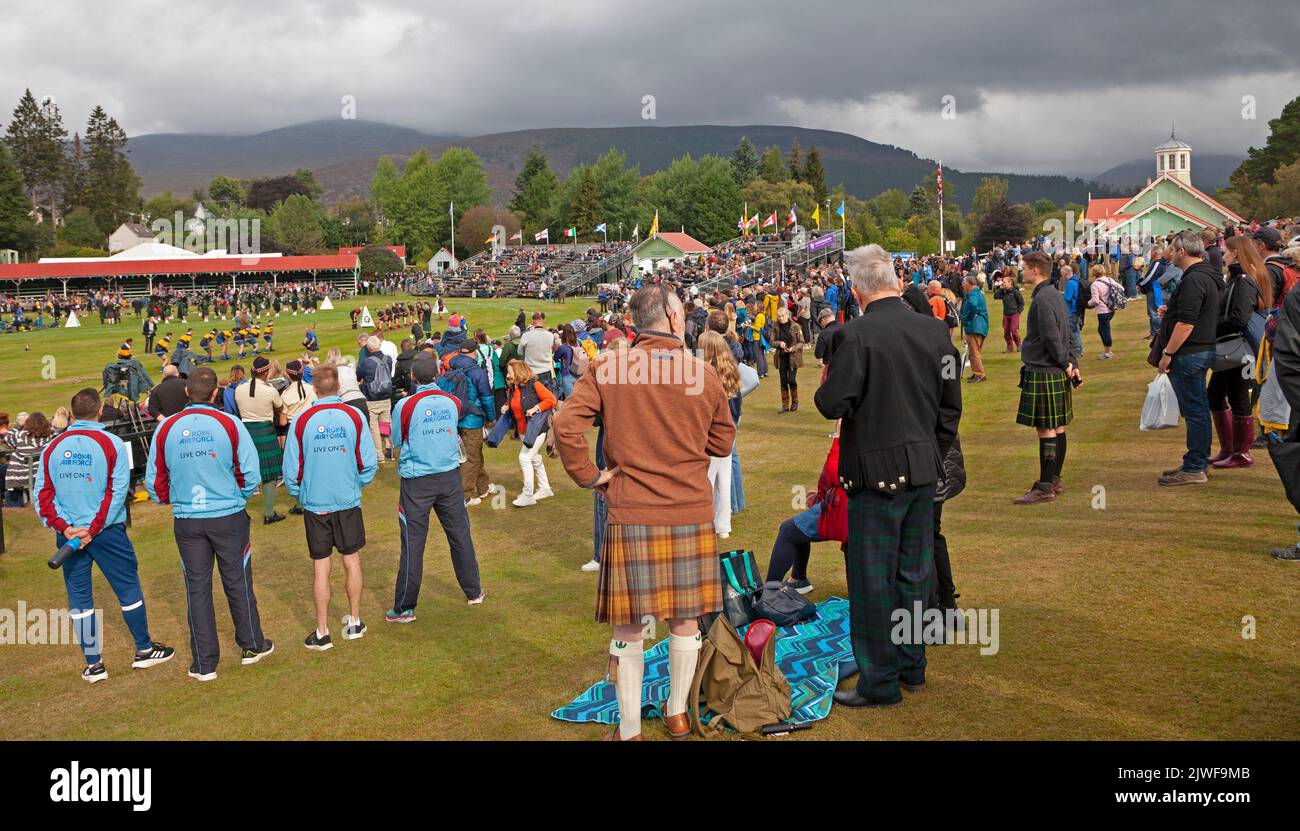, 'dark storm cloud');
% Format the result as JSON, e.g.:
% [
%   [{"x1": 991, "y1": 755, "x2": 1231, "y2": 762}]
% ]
[{"x1": 1, "y1": 0, "x2": 1297, "y2": 172}]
